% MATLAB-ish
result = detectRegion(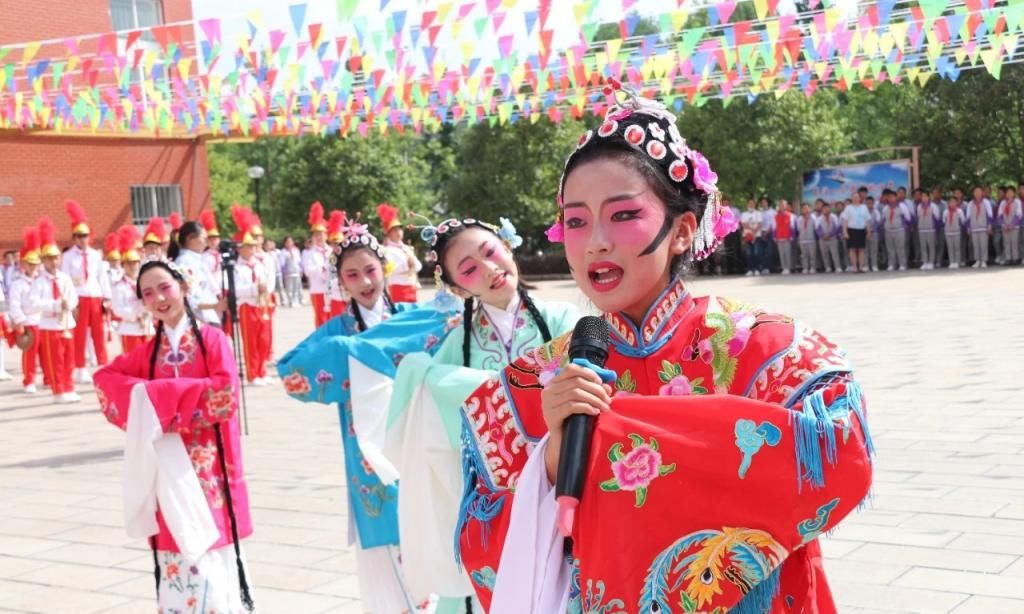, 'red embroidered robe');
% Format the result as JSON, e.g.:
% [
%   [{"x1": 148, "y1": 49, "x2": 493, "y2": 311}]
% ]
[{"x1": 457, "y1": 280, "x2": 873, "y2": 613}]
